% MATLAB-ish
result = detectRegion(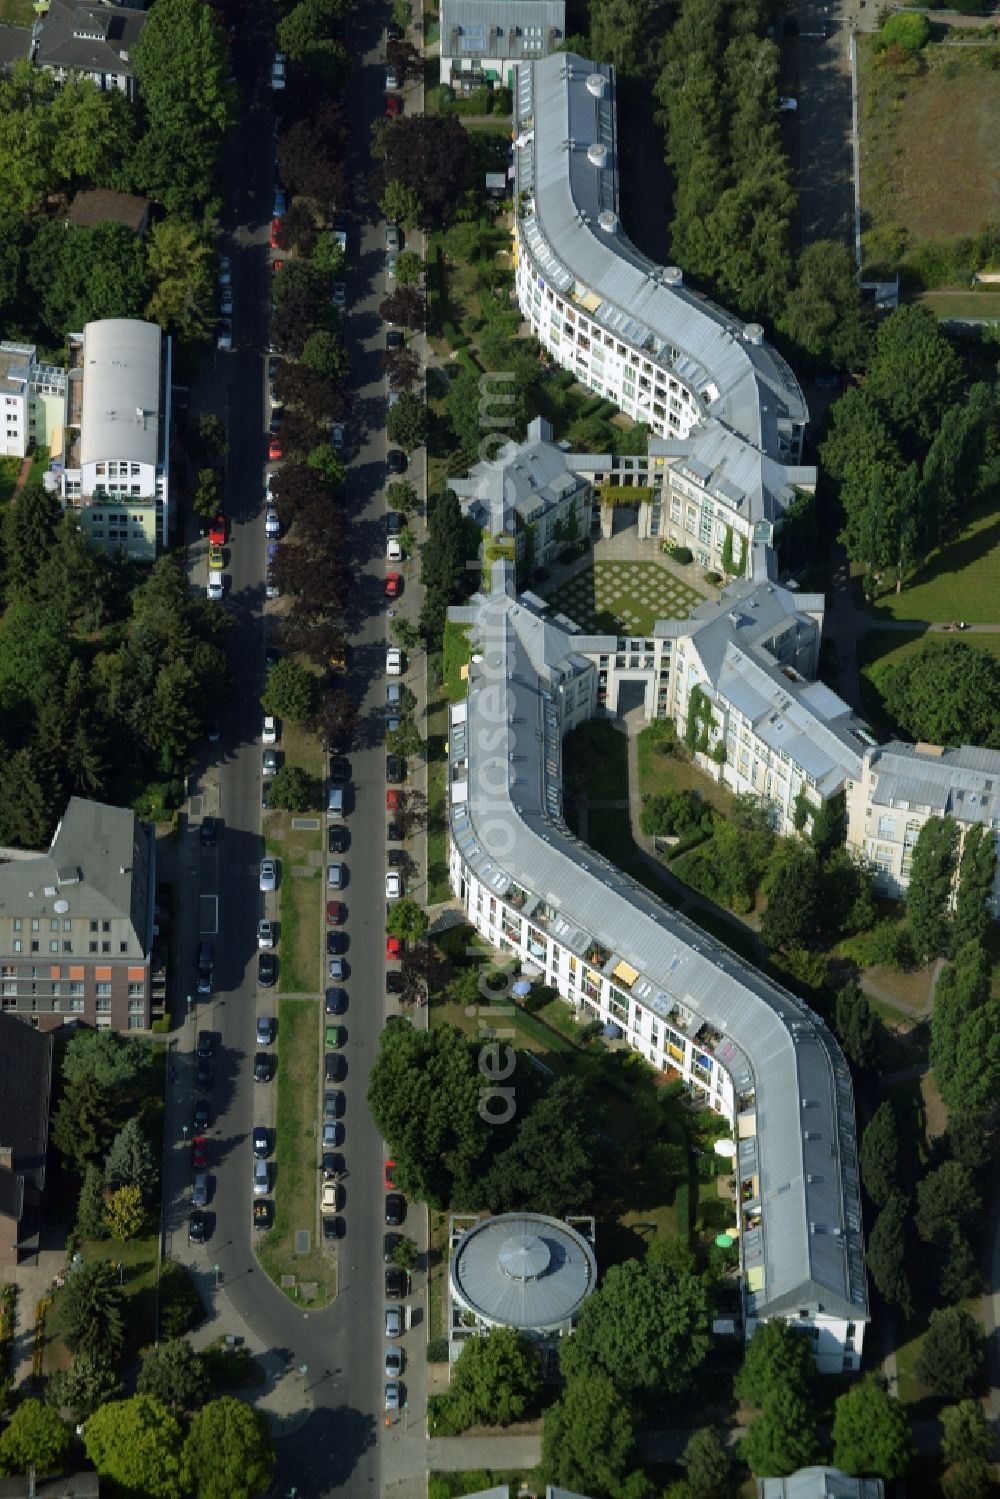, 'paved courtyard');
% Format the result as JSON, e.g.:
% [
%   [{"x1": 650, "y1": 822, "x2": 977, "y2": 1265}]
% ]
[{"x1": 544, "y1": 560, "x2": 704, "y2": 635}]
